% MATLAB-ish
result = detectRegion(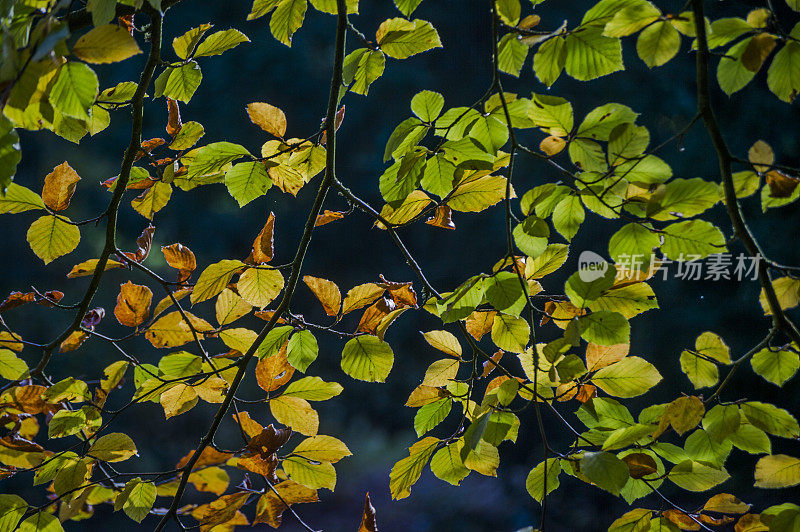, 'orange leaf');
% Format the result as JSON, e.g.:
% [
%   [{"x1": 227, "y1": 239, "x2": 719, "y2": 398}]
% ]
[
  {"x1": 162, "y1": 243, "x2": 196, "y2": 283},
  {"x1": 42, "y1": 161, "x2": 80, "y2": 211},
  {"x1": 357, "y1": 296, "x2": 394, "y2": 335},
  {"x1": 59, "y1": 330, "x2": 88, "y2": 353},
  {"x1": 254, "y1": 480, "x2": 318, "y2": 527},
  {"x1": 315, "y1": 209, "x2": 346, "y2": 226},
  {"x1": 303, "y1": 275, "x2": 341, "y2": 316},
  {"x1": 166, "y1": 98, "x2": 182, "y2": 137},
  {"x1": 120, "y1": 224, "x2": 155, "y2": 263},
  {"x1": 114, "y1": 281, "x2": 153, "y2": 327},
  {"x1": 425, "y1": 204, "x2": 456, "y2": 230},
  {"x1": 622, "y1": 452, "x2": 658, "y2": 479},
  {"x1": 247, "y1": 102, "x2": 287, "y2": 138},
  {"x1": 378, "y1": 275, "x2": 417, "y2": 308},
  {"x1": 176, "y1": 447, "x2": 233, "y2": 470},
  {"x1": 232, "y1": 411, "x2": 264, "y2": 439},
  {"x1": 247, "y1": 212, "x2": 275, "y2": 264},
  {"x1": 662, "y1": 509, "x2": 701, "y2": 531},
  {"x1": 358, "y1": 492, "x2": 378, "y2": 532},
  {"x1": 255, "y1": 346, "x2": 294, "y2": 392},
  {"x1": 118, "y1": 15, "x2": 134, "y2": 35},
  {"x1": 465, "y1": 310, "x2": 496, "y2": 341},
  {"x1": 481, "y1": 350, "x2": 504, "y2": 378}
]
